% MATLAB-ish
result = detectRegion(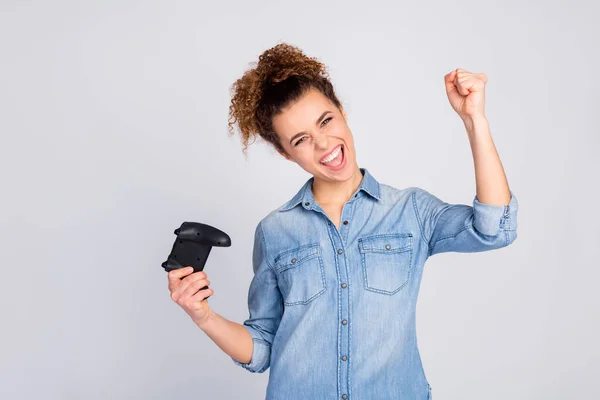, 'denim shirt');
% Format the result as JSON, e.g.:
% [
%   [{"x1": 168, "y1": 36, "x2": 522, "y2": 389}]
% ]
[{"x1": 232, "y1": 167, "x2": 518, "y2": 400}]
